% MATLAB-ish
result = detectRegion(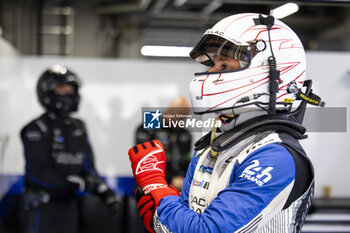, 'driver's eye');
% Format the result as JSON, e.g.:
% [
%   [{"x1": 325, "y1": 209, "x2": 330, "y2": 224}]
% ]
[{"x1": 221, "y1": 64, "x2": 229, "y2": 70}]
